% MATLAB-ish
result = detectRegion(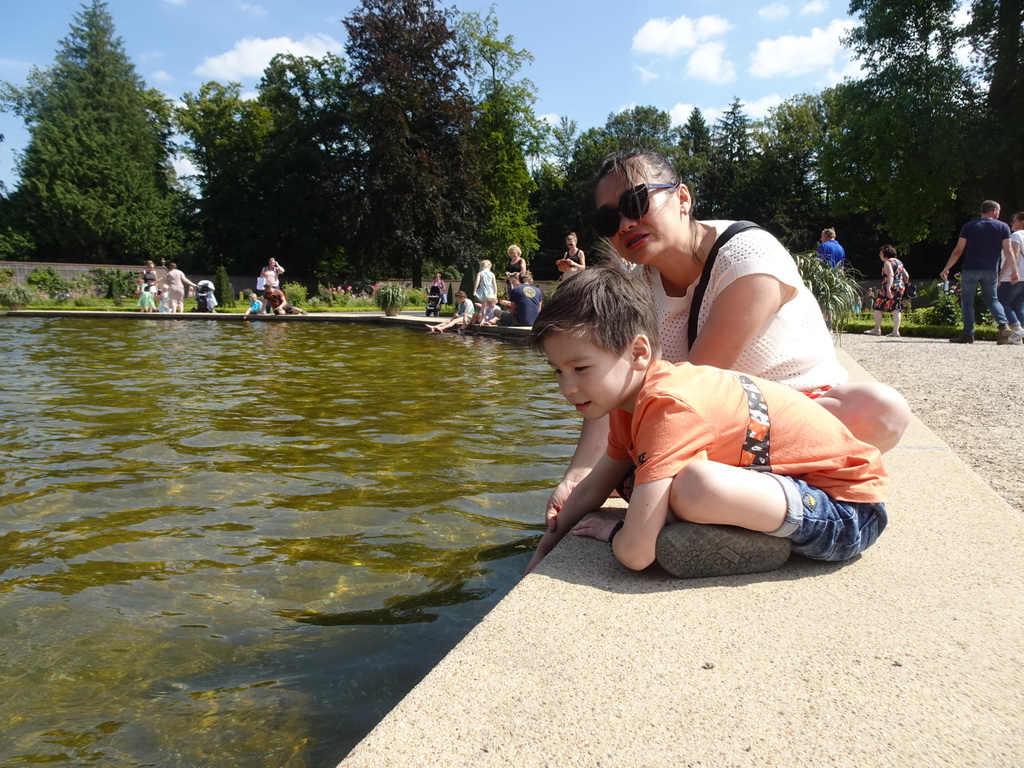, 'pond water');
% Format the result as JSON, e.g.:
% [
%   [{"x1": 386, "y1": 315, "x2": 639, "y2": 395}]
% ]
[{"x1": 0, "y1": 317, "x2": 579, "y2": 767}]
